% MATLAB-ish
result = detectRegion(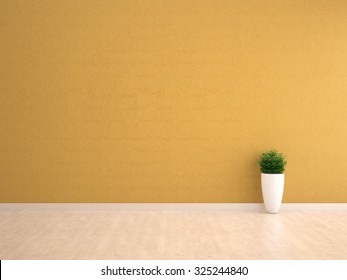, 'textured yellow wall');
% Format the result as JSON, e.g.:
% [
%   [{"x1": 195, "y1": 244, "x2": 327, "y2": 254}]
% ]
[{"x1": 1, "y1": 1, "x2": 347, "y2": 202}]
